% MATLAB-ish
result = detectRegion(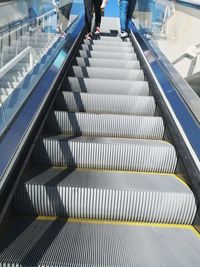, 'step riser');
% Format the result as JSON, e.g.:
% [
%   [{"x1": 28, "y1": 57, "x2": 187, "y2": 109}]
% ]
[
  {"x1": 46, "y1": 112, "x2": 164, "y2": 139},
  {"x1": 15, "y1": 185, "x2": 196, "y2": 224},
  {"x1": 34, "y1": 139, "x2": 177, "y2": 173},
  {"x1": 69, "y1": 67, "x2": 144, "y2": 81},
  {"x1": 74, "y1": 58, "x2": 140, "y2": 69},
  {"x1": 0, "y1": 82, "x2": 18, "y2": 89},
  {"x1": 79, "y1": 50, "x2": 137, "y2": 60},
  {"x1": 81, "y1": 45, "x2": 133, "y2": 53},
  {"x1": 83, "y1": 40, "x2": 132, "y2": 47},
  {"x1": 56, "y1": 92, "x2": 155, "y2": 116},
  {"x1": 94, "y1": 36, "x2": 130, "y2": 42},
  {"x1": 0, "y1": 88, "x2": 13, "y2": 95},
  {"x1": 65, "y1": 78, "x2": 149, "y2": 95}
]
